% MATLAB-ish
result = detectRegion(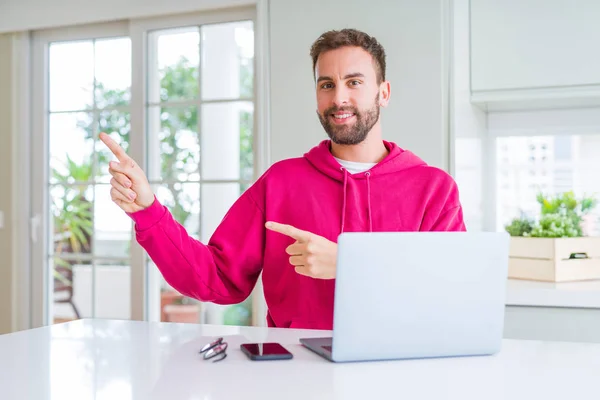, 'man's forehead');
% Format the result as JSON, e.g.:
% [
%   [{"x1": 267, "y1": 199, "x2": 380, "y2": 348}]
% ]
[{"x1": 315, "y1": 47, "x2": 376, "y2": 79}]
